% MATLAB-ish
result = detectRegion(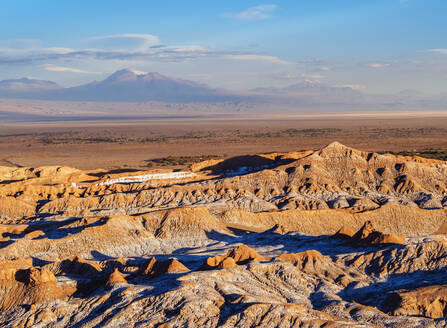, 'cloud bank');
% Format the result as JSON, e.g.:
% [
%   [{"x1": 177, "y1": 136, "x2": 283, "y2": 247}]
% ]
[
  {"x1": 42, "y1": 64, "x2": 98, "y2": 74},
  {"x1": 366, "y1": 63, "x2": 391, "y2": 68},
  {"x1": 88, "y1": 34, "x2": 160, "y2": 50},
  {"x1": 0, "y1": 35, "x2": 294, "y2": 68}
]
